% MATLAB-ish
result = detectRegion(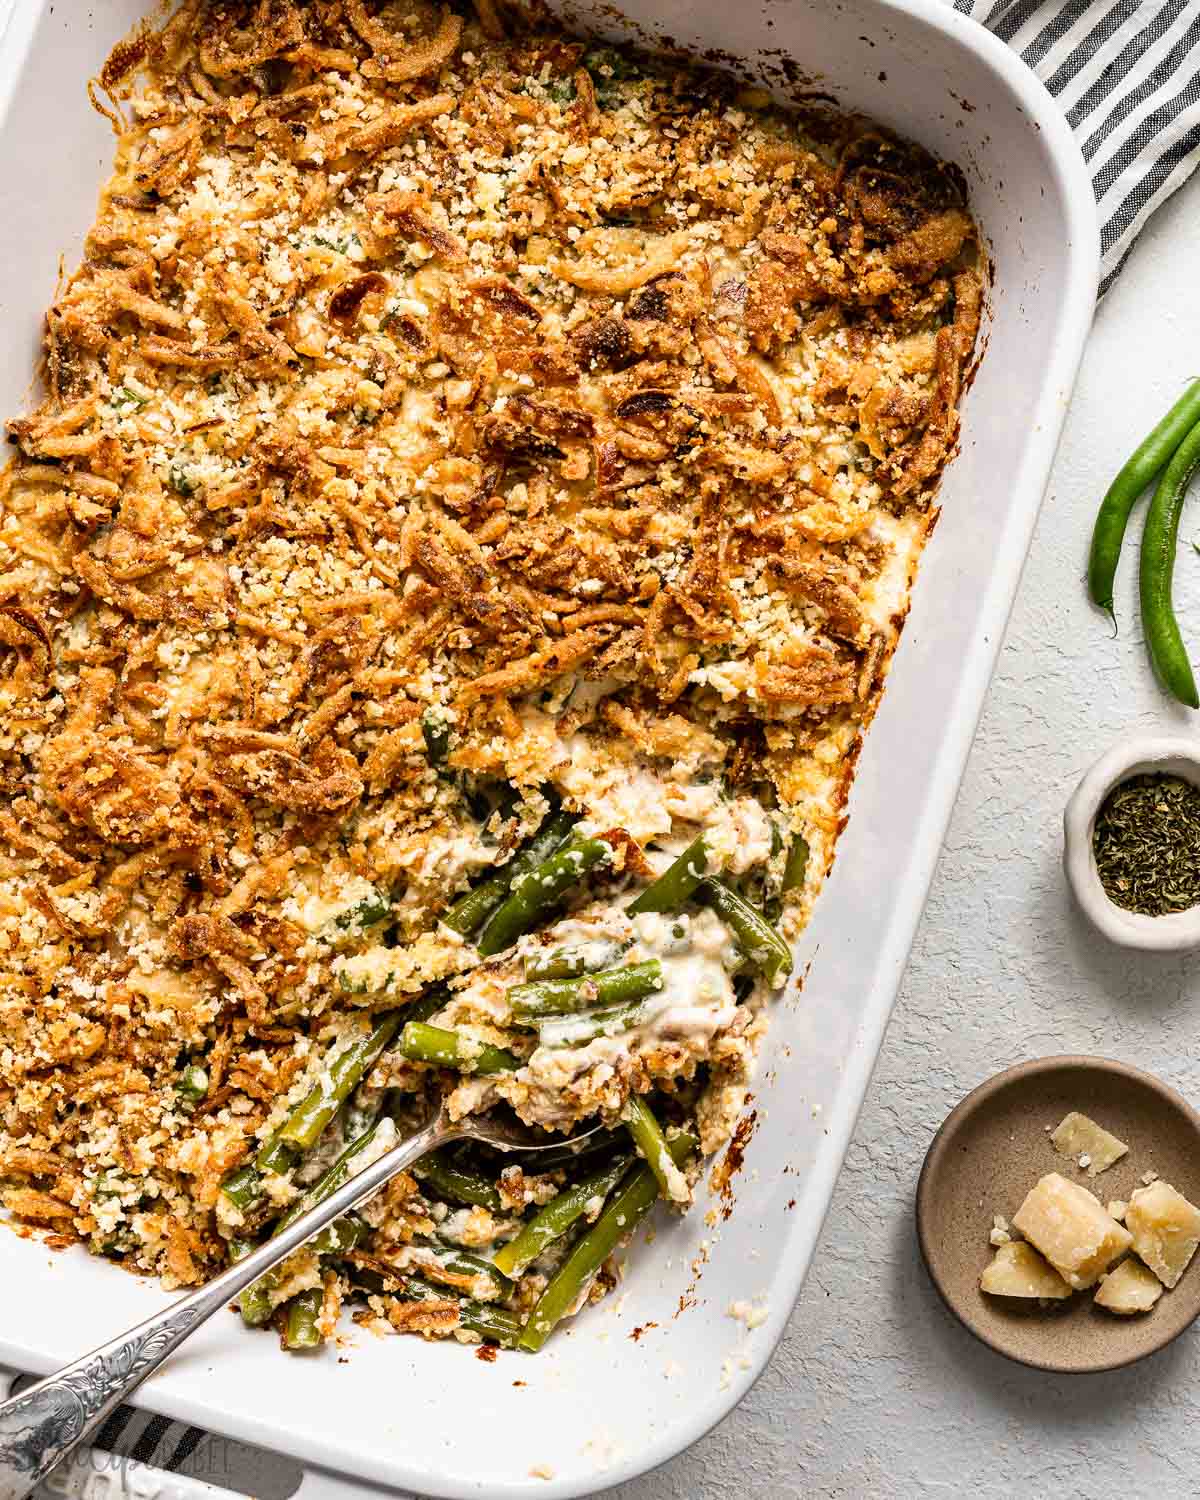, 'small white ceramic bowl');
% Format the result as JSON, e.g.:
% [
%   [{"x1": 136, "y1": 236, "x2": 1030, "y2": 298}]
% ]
[{"x1": 1064, "y1": 736, "x2": 1200, "y2": 951}]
